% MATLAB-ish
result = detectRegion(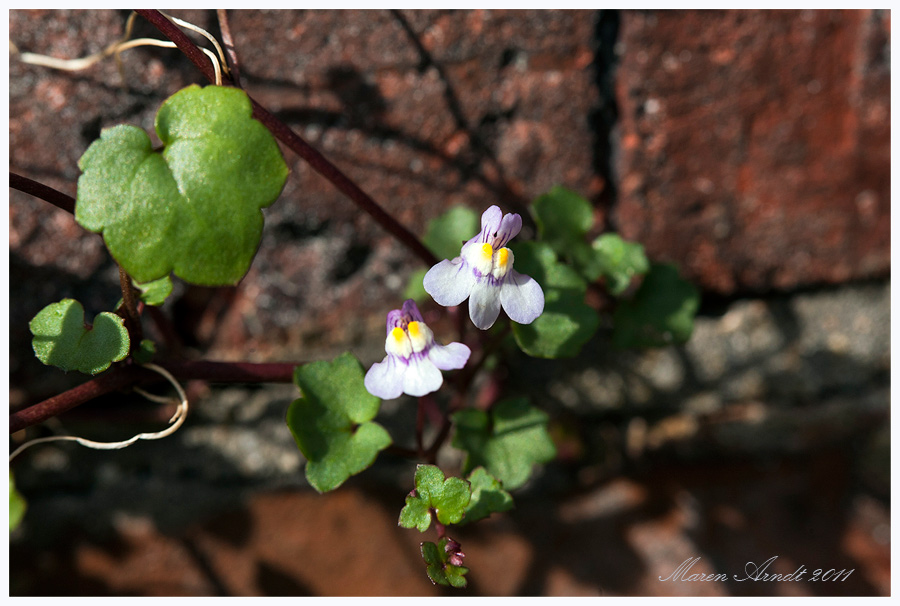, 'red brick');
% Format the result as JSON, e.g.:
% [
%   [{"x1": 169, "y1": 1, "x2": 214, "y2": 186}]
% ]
[{"x1": 614, "y1": 10, "x2": 890, "y2": 294}]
